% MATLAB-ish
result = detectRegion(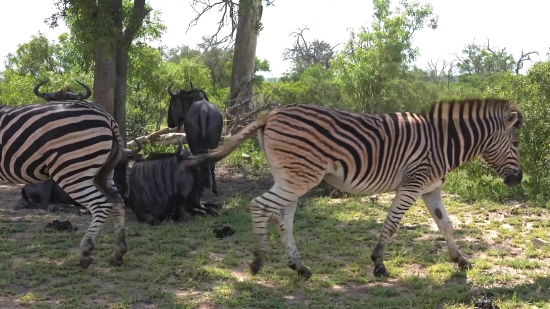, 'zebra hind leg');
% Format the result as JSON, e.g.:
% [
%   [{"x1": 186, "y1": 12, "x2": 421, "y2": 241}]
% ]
[
  {"x1": 271, "y1": 200, "x2": 311, "y2": 279},
  {"x1": 109, "y1": 196, "x2": 127, "y2": 267},
  {"x1": 61, "y1": 179, "x2": 126, "y2": 269},
  {"x1": 248, "y1": 185, "x2": 311, "y2": 278},
  {"x1": 371, "y1": 184, "x2": 424, "y2": 277}
]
